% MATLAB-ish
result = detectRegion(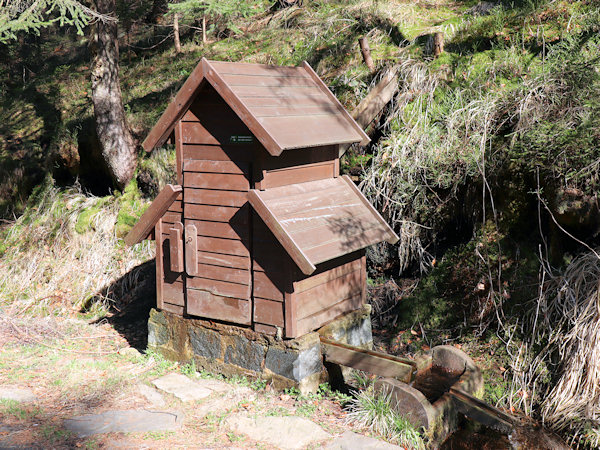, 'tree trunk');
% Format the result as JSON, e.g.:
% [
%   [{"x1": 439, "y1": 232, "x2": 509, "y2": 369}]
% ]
[
  {"x1": 91, "y1": 0, "x2": 137, "y2": 190},
  {"x1": 173, "y1": 13, "x2": 181, "y2": 53},
  {"x1": 202, "y1": 14, "x2": 206, "y2": 44},
  {"x1": 358, "y1": 36, "x2": 375, "y2": 72},
  {"x1": 433, "y1": 32, "x2": 444, "y2": 58}
]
